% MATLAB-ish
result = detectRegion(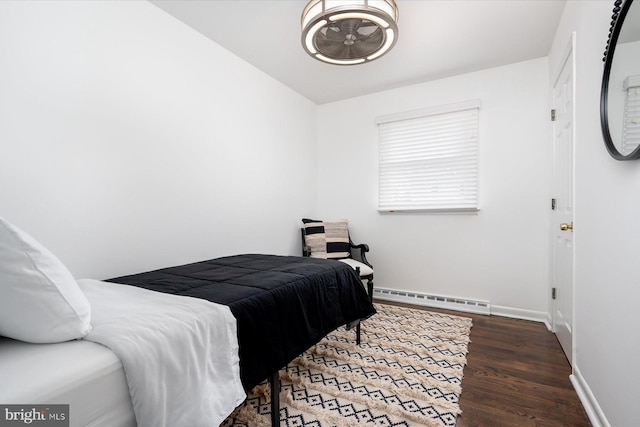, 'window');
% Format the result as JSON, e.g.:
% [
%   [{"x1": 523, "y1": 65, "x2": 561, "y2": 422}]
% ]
[
  {"x1": 377, "y1": 100, "x2": 480, "y2": 212},
  {"x1": 623, "y1": 76, "x2": 640, "y2": 155}
]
